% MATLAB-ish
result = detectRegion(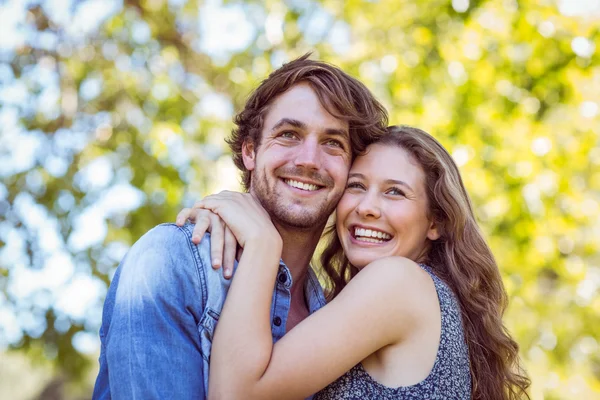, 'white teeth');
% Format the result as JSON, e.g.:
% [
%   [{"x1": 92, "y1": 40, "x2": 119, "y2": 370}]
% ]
[
  {"x1": 354, "y1": 228, "x2": 391, "y2": 240},
  {"x1": 355, "y1": 237, "x2": 385, "y2": 244},
  {"x1": 285, "y1": 179, "x2": 319, "y2": 191}
]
